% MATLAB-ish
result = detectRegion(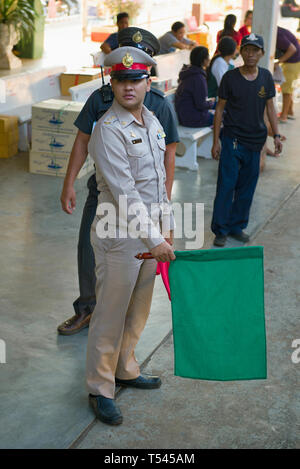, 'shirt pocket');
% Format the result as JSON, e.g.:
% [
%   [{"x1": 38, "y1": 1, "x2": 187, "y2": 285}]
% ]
[
  {"x1": 156, "y1": 138, "x2": 166, "y2": 175},
  {"x1": 156, "y1": 138, "x2": 166, "y2": 153},
  {"x1": 126, "y1": 142, "x2": 148, "y2": 158},
  {"x1": 126, "y1": 142, "x2": 150, "y2": 179}
]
